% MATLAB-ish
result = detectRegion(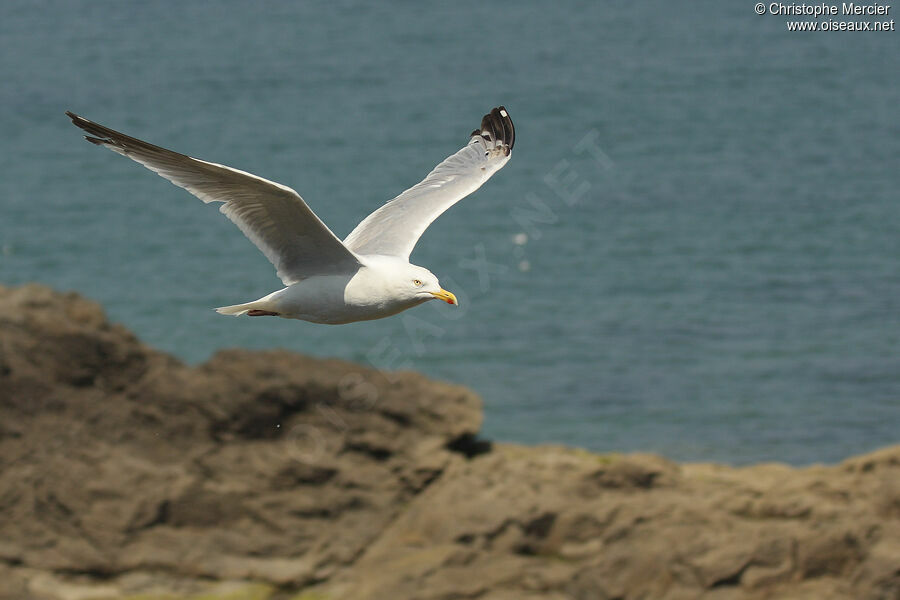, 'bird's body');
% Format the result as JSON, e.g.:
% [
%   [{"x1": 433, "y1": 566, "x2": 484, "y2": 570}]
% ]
[
  {"x1": 67, "y1": 107, "x2": 515, "y2": 324},
  {"x1": 219, "y1": 255, "x2": 437, "y2": 324}
]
